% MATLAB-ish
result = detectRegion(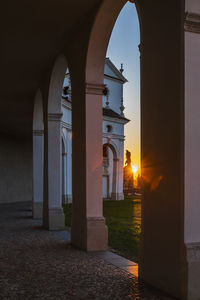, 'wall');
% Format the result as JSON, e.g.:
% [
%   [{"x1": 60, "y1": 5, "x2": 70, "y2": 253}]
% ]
[{"x1": 0, "y1": 136, "x2": 32, "y2": 203}]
